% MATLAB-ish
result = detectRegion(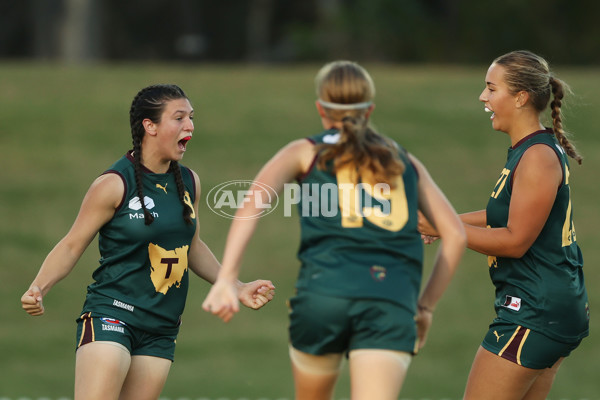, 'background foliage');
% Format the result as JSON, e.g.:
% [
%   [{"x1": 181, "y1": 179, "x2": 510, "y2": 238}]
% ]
[
  {"x1": 2, "y1": 0, "x2": 600, "y2": 64},
  {"x1": 0, "y1": 62, "x2": 598, "y2": 399}
]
